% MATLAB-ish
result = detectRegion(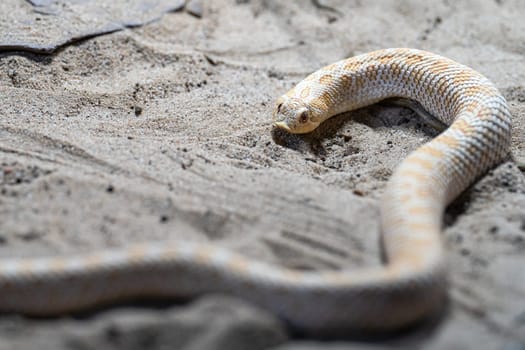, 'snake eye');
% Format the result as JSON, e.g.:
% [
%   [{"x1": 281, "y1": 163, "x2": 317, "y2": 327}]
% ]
[
  {"x1": 277, "y1": 103, "x2": 283, "y2": 113},
  {"x1": 298, "y1": 111, "x2": 308, "y2": 123}
]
